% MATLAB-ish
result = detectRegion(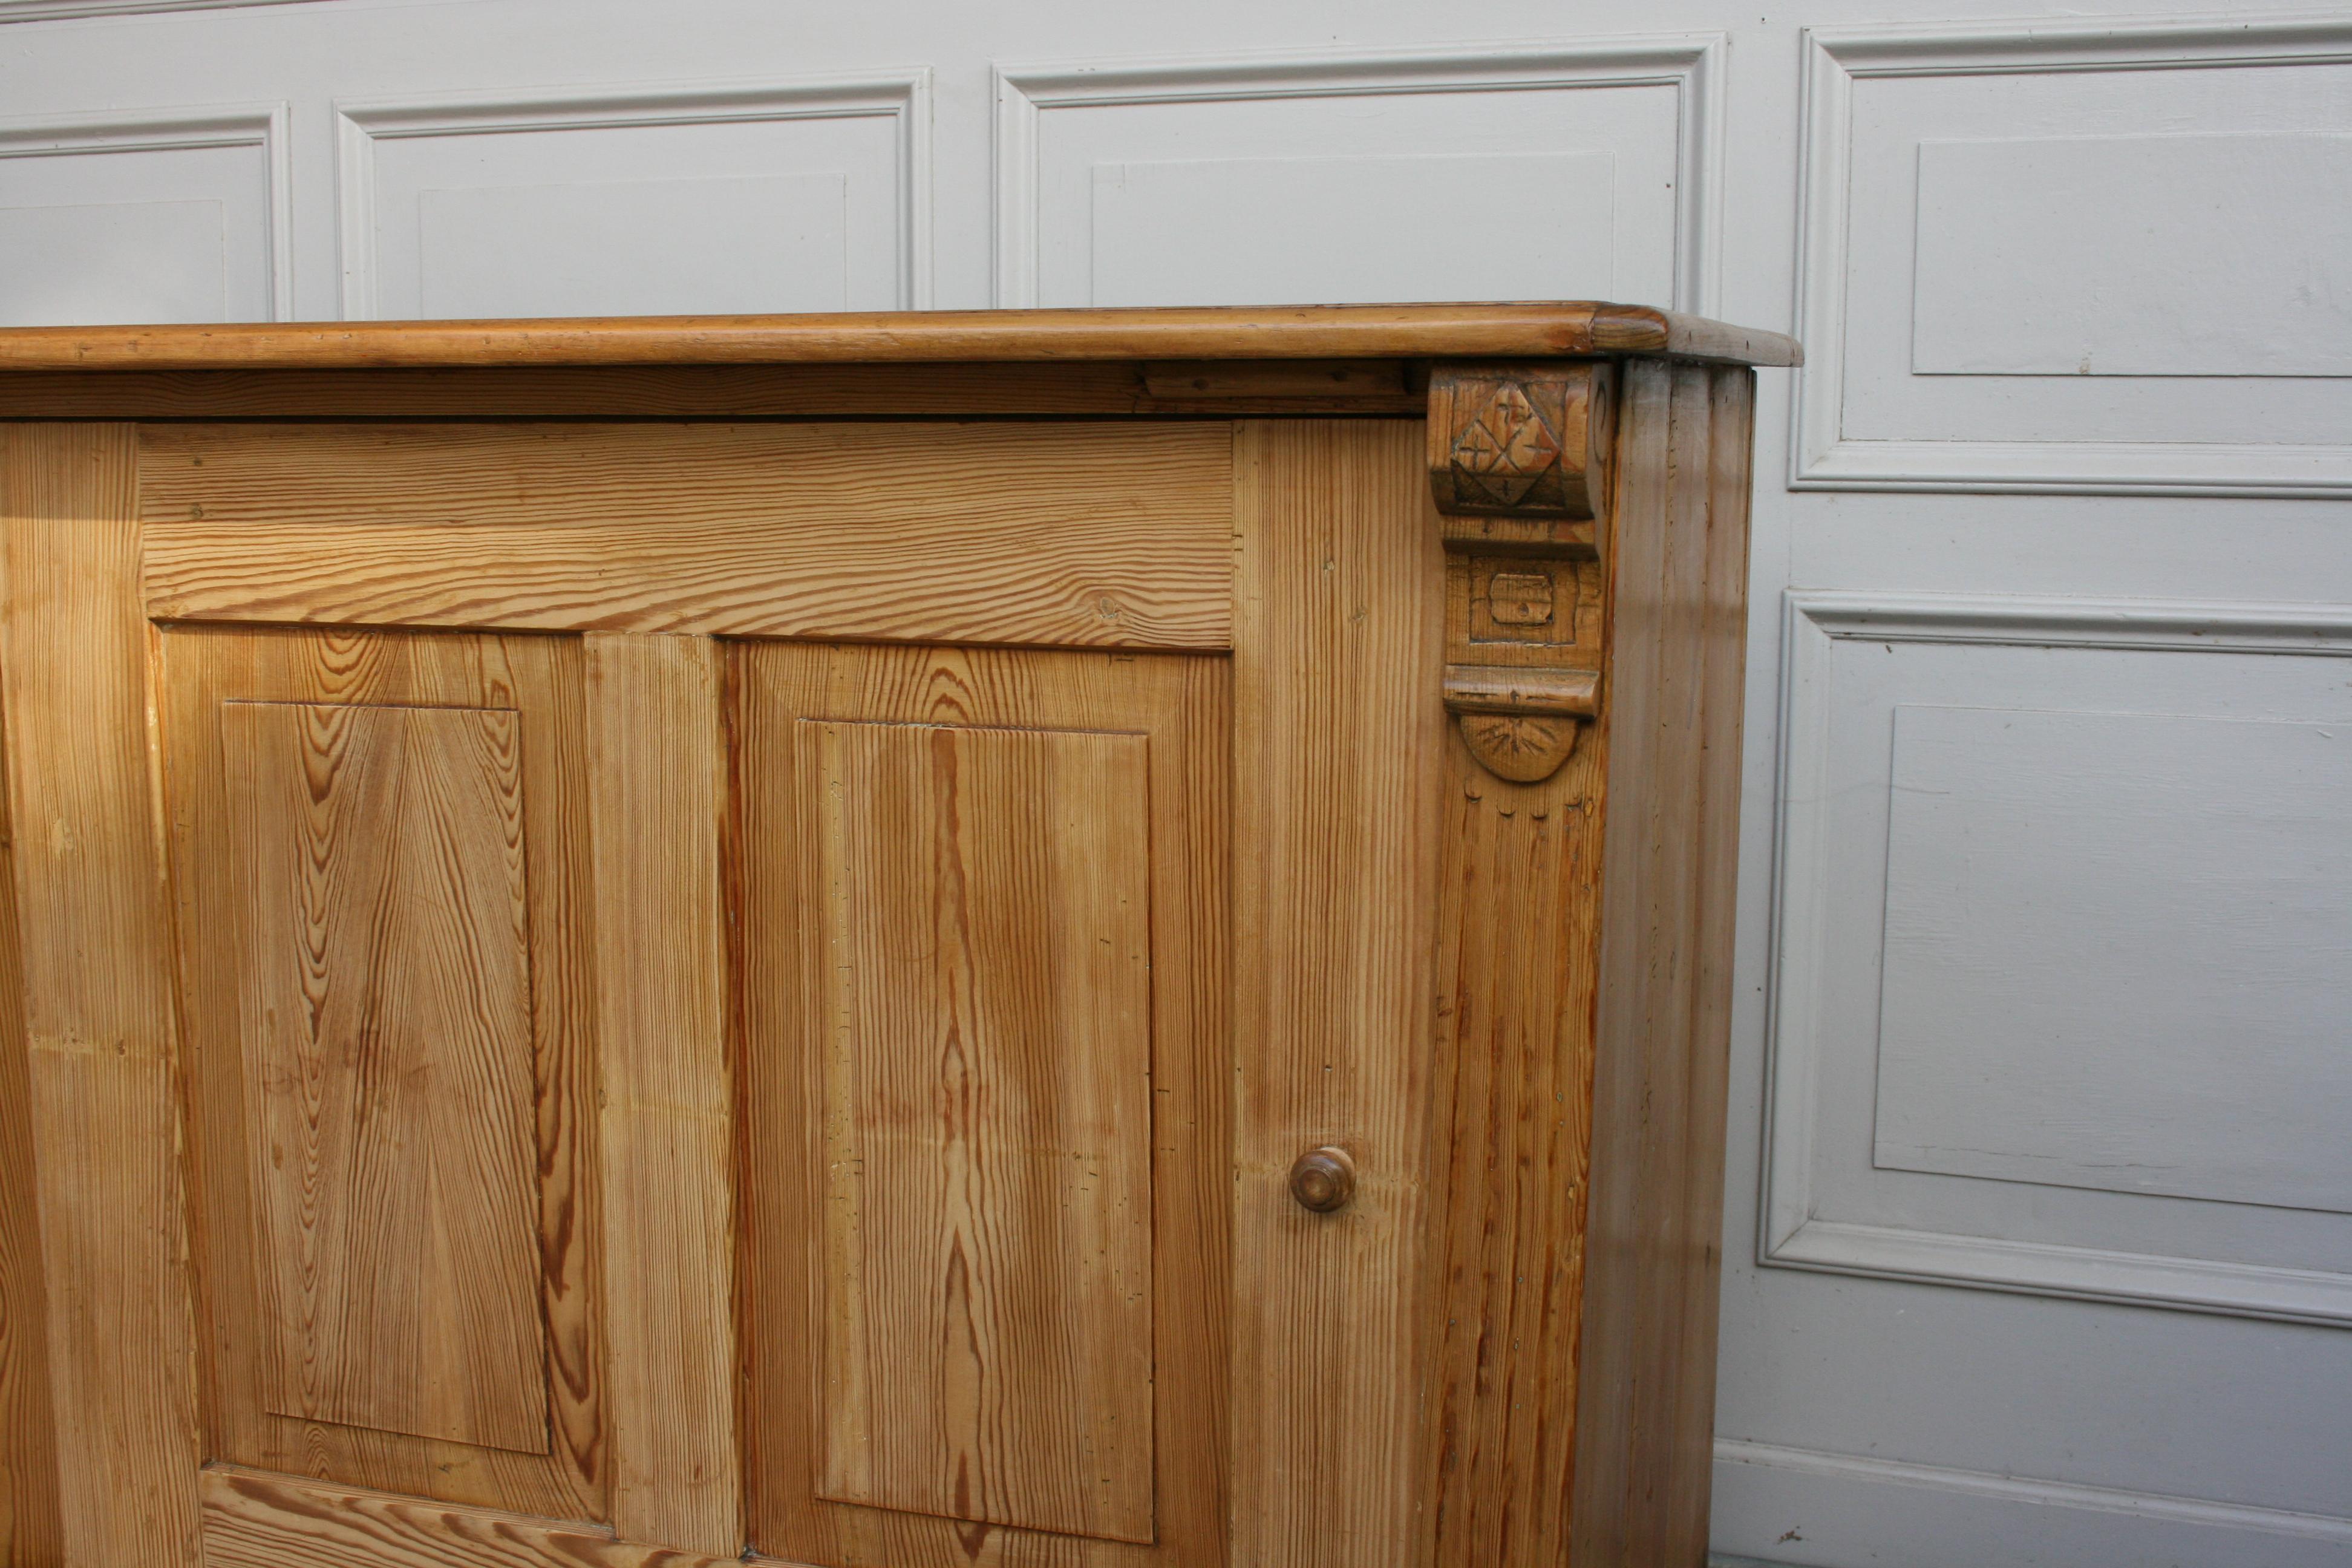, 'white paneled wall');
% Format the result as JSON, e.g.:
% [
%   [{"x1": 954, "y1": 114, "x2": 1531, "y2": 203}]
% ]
[
  {"x1": 993, "y1": 40, "x2": 1718, "y2": 309},
  {"x1": 0, "y1": 102, "x2": 287, "y2": 322},
  {"x1": 4, "y1": 2, "x2": 2349, "y2": 1565},
  {"x1": 1767, "y1": 595, "x2": 2352, "y2": 1327},
  {"x1": 1793, "y1": 18, "x2": 2352, "y2": 497},
  {"x1": 334, "y1": 76, "x2": 929, "y2": 316}
]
